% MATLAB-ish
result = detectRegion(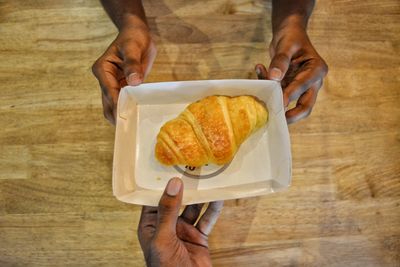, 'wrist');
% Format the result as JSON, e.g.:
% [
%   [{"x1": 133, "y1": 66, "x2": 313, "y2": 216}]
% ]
[
  {"x1": 119, "y1": 14, "x2": 149, "y2": 32},
  {"x1": 272, "y1": 14, "x2": 308, "y2": 36}
]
